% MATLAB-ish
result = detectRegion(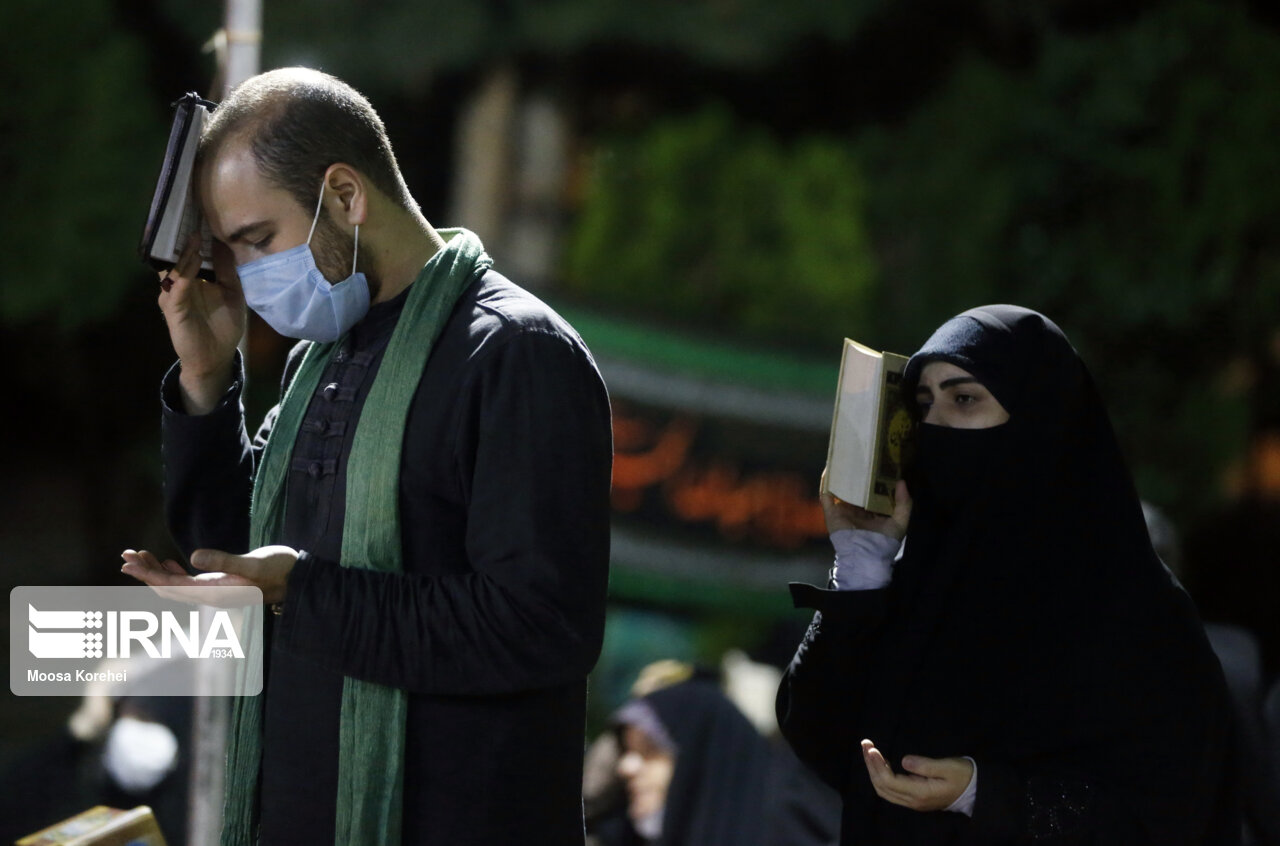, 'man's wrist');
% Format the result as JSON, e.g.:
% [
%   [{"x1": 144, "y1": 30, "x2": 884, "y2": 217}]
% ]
[{"x1": 177, "y1": 361, "x2": 236, "y2": 415}]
